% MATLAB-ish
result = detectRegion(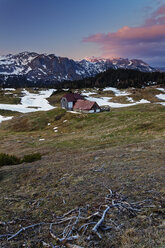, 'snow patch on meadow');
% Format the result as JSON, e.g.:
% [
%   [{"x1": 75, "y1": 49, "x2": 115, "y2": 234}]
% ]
[
  {"x1": 0, "y1": 115, "x2": 12, "y2": 123},
  {"x1": 0, "y1": 89, "x2": 55, "y2": 113},
  {"x1": 156, "y1": 88, "x2": 165, "y2": 93},
  {"x1": 86, "y1": 95, "x2": 150, "y2": 108},
  {"x1": 2, "y1": 88, "x2": 15, "y2": 91},
  {"x1": 103, "y1": 87, "x2": 129, "y2": 96},
  {"x1": 156, "y1": 93, "x2": 165, "y2": 101},
  {"x1": 156, "y1": 88, "x2": 165, "y2": 105},
  {"x1": 84, "y1": 87, "x2": 150, "y2": 108},
  {"x1": 0, "y1": 89, "x2": 55, "y2": 123}
]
